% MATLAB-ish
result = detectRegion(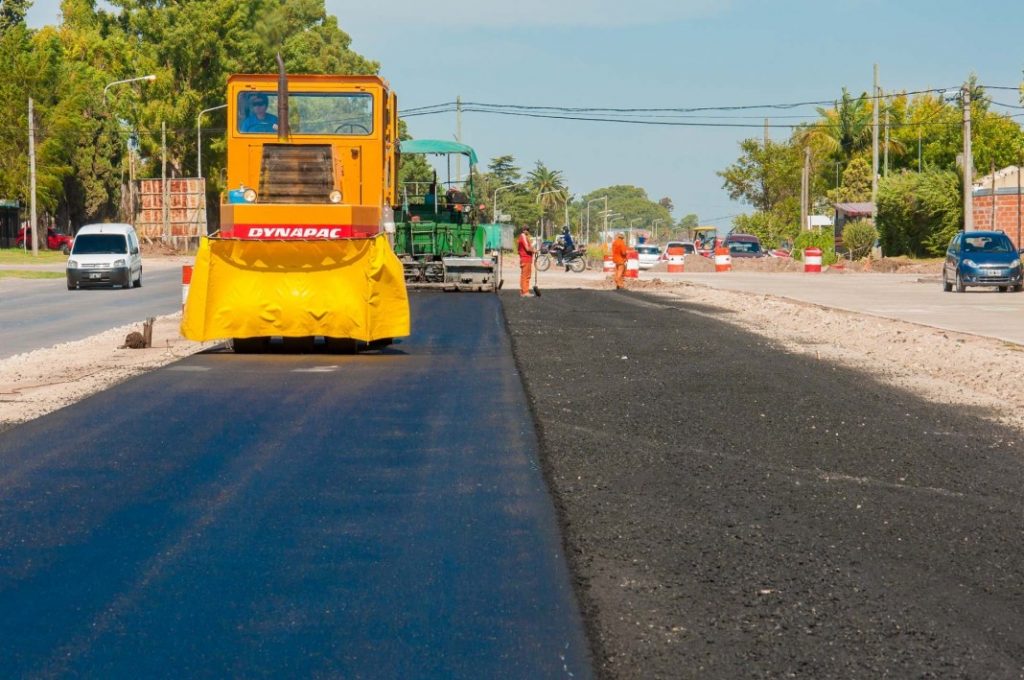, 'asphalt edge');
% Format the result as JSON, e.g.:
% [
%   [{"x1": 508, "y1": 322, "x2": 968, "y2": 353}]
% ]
[{"x1": 496, "y1": 291, "x2": 608, "y2": 680}]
